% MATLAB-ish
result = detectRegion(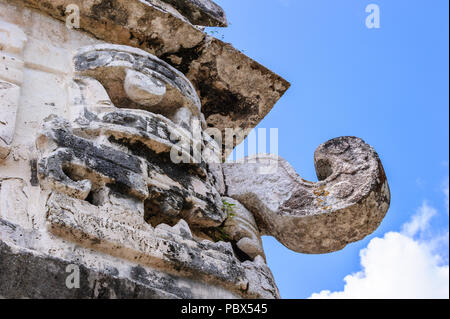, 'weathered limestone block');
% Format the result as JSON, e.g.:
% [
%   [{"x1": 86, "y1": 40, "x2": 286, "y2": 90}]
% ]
[
  {"x1": 223, "y1": 137, "x2": 391, "y2": 254},
  {"x1": 0, "y1": 217, "x2": 252, "y2": 299},
  {"x1": 0, "y1": 19, "x2": 27, "y2": 159},
  {"x1": 0, "y1": 178, "x2": 31, "y2": 228},
  {"x1": 144, "y1": 162, "x2": 225, "y2": 228},
  {"x1": 16, "y1": 0, "x2": 205, "y2": 54},
  {"x1": 158, "y1": 0, "x2": 227, "y2": 27},
  {"x1": 68, "y1": 76, "x2": 116, "y2": 123},
  {"x1": 0, "y1": 239, "x2": 180, "y2": 299},
  {"x1": 173, "y1": 38, "x2": 290, "y2": 157},
  {"x1": 44, "y1": 192, "x2": 279, "y2": 298}
]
